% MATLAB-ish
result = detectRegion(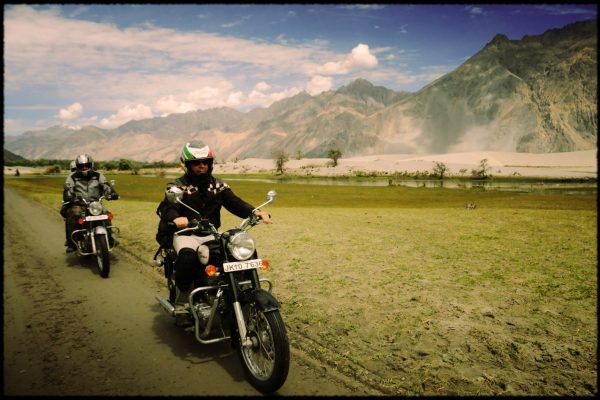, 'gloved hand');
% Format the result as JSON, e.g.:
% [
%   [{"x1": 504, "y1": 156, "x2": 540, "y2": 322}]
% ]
[{"x1": 107, "y1": 193, "x2": 120, "y2": 200}]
